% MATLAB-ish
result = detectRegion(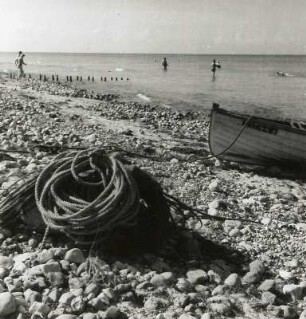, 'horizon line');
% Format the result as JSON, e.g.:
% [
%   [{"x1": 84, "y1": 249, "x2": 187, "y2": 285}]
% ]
[{"x1": 1, "y1": 51, "x2": 306, "y2": 56}]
